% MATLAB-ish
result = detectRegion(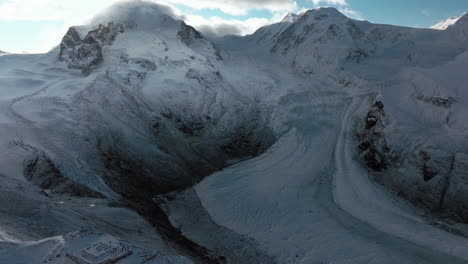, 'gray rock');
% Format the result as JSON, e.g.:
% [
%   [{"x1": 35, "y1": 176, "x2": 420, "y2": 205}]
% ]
[
  {"x1": 413, "y1": 92, "x2": 458, "y2": 108},
  {"x1": 59, "y1": 27, "x2": 103, "y2": 73},
  {"x1": 59, "y1": 23, "x2": 125, "y2": 73},
  {"x1": 177, "y1": 22, "x2": 203, "y2": 46},
  {"x1": 24, "y1": 154, "x2": 106, "y2": 198},
  {"x1": 85, "y1": 22, "x2": 124, "y2": 46},
  {"x1": 177, "y1": 22, "x2": 222, "y2": 60},
  {"x1": 358, "y1": 101, "x2": 392, "y2": 172}
]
